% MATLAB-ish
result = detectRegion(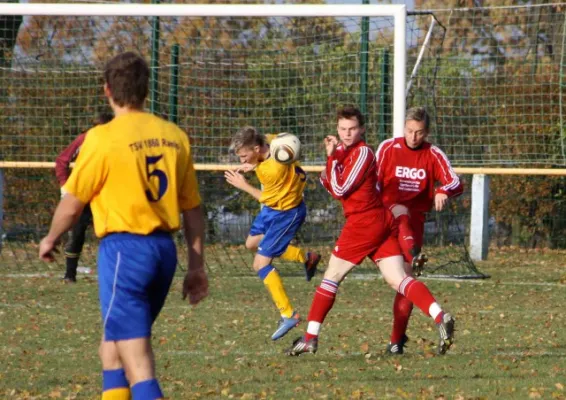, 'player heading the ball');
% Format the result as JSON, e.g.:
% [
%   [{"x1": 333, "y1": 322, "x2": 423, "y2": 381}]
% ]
[{"x1": 224, "y1": 126, "x2": 321, "y2": 341}]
